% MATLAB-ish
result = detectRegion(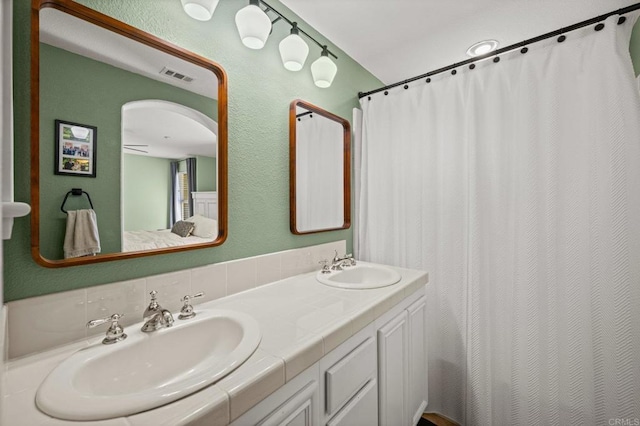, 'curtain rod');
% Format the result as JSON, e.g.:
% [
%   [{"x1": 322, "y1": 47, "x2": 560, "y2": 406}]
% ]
[
  {"x1": 296, "y1": 111, "x2": 313, "y2": 119},
  {"x1": 358, "y1": 2, "x2": 640, "y2": 99}
]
